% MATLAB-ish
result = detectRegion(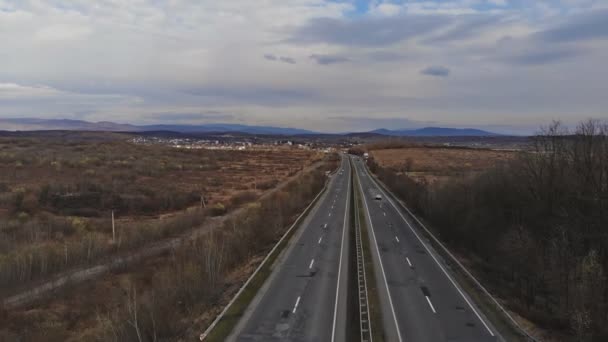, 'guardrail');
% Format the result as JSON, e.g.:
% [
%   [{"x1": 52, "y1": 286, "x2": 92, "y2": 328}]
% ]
[{"x1": 352, "y1": 160, "x2": 373, "y2": 342}]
